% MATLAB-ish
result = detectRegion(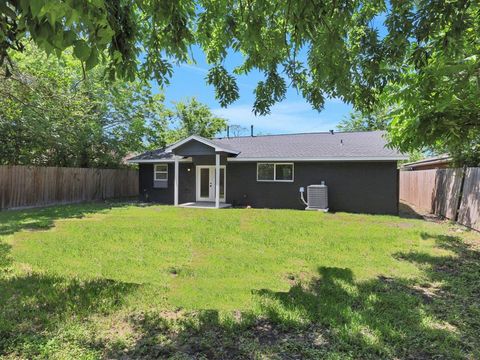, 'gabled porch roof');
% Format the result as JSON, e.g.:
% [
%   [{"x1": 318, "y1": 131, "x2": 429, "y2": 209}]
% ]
[{"x1": 166, "y1": 135, "x2": 240, "y2": 156}]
